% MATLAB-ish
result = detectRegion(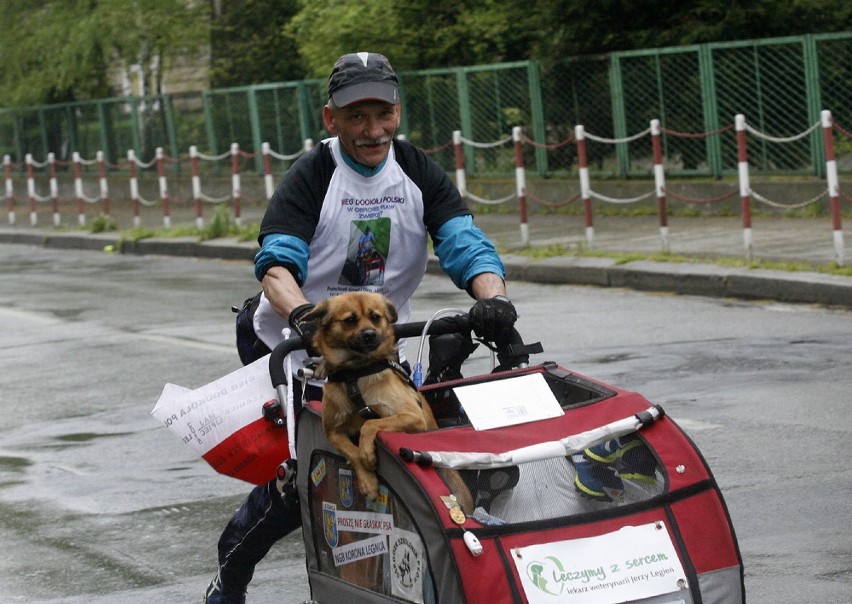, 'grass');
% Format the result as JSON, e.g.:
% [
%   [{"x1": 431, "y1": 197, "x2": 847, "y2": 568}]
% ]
[
  {"x1": 107, "y1": 205, "x2": 260, "y2": 244},
  {"x1": 76, "y1": 203, "x2": 851, "y2": 278},
  {"x1": 508, "y1": 243, "x2": 852, "y2": 277}
]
